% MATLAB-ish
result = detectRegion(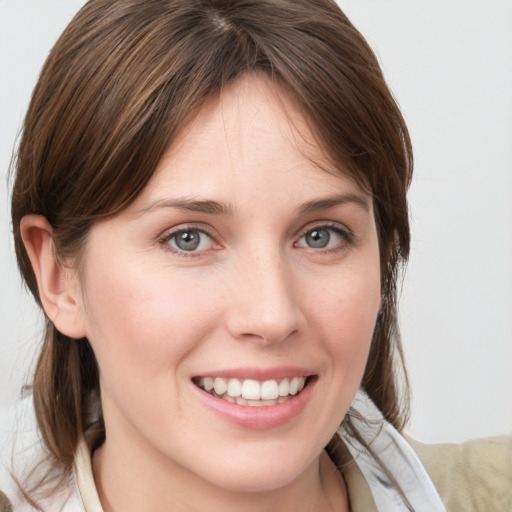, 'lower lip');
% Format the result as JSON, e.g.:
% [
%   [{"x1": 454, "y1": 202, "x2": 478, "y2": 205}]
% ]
[{"x1": 192, "y1": 377, "x2": 316, "y2": 430}]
